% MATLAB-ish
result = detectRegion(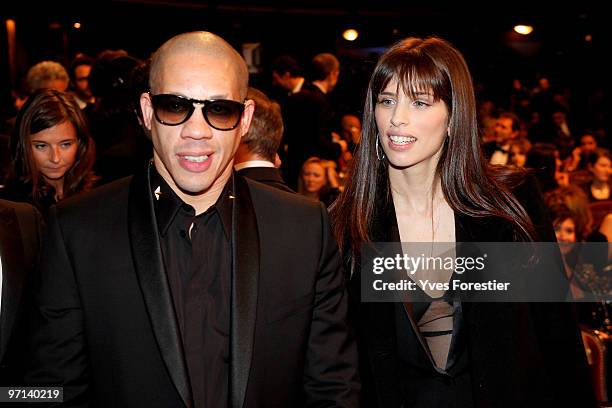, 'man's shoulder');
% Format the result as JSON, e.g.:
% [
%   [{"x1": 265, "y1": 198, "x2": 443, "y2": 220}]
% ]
[
  {"x1": 242, "y1": 177, "x2": 331, "y2": 244},
  {"x1": 237, "y1": 167, "x2": 294, "y2": 192},
  {"x1": 0, "y1": 198, "x2": 37, "y2": 215},
  {"x1": 56, "y1": 176, "x2": 132, "y2": 215},
  {"x1": 290, "y1": 84, "x2": 326, "y2": 104},
  {"x1": 244, "y1": 176, "x2": 320, "y2": 212},
  {"x1": 0, "y1": 198, "x2": 41, "y2": 235}
]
